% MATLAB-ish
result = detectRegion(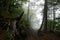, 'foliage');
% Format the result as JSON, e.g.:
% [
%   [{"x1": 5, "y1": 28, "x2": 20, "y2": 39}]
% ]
[
  {"x1": 0, "y1": 0, "x2": 27, "y2": 19},
  {"x1": 5, "y1": 30, "x2": 13, "y2": 40},
  {"x1": 0, "y1": 0, "x2": 28, "y2": 40},
  {"x1": 48, "y1": 0, "x2": 60, "y2": 5},
  {"x1": 55, "y1": 20, "x2": 60, "y2": 32},
  {"x1": 47, "y1": 20, "x2": 60, "y2": 32},
  {"x1": 18, "y1": 15, "x2": 30, "y2": 34},
  {"x1": 20, "y1": 0, "x2": 28, "y2": 3},
  {"x1": 47, "y1": 20, "x2": 57, "y2": 31}
]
